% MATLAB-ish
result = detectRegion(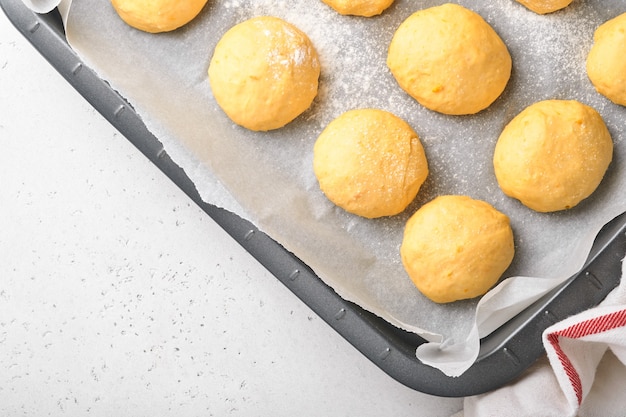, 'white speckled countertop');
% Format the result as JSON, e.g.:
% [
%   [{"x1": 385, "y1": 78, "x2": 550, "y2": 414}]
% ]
[{"x1": 0, "y1": 11, "x2": 464, "y2": 416}]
